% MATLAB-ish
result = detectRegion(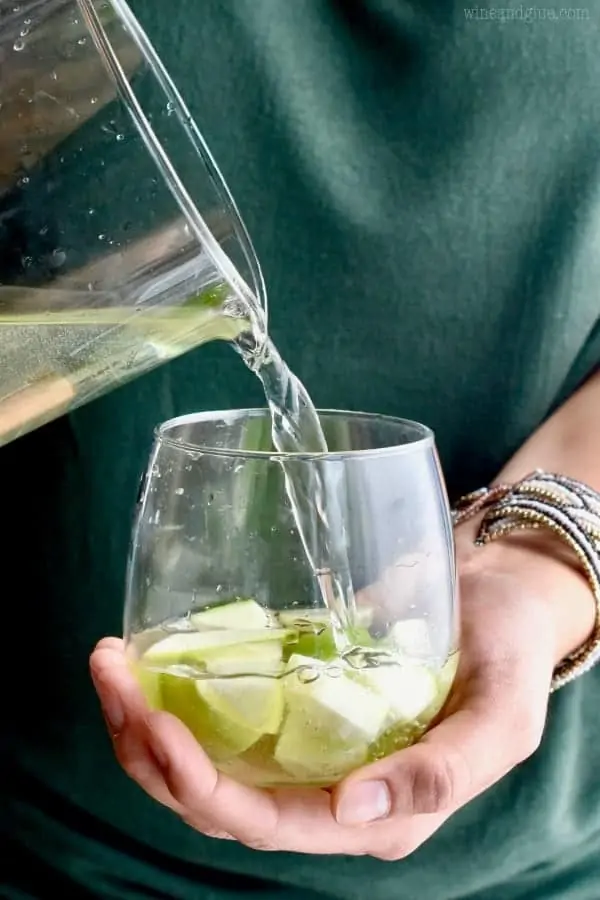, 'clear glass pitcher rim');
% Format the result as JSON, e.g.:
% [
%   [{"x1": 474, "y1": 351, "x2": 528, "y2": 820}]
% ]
[
  {"x1": 79, "y1": 0, "x2": 267, "y2": 317},
  {"x1": 155, "y1": 408, "x2": 435, "y2": 461}
]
